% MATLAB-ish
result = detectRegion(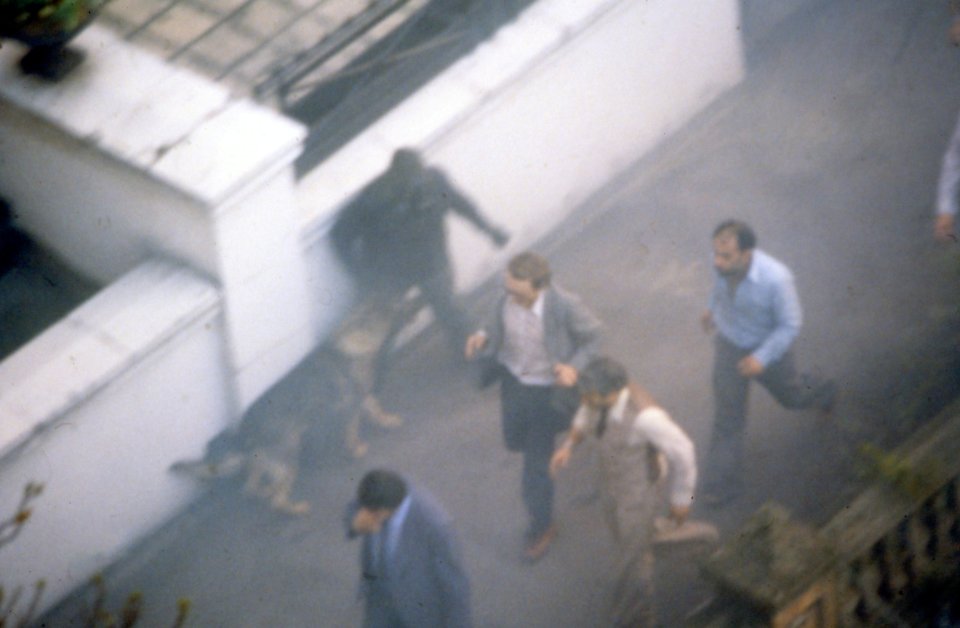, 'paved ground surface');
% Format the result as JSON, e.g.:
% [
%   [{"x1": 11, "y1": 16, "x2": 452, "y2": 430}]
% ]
[{"x1": 40, "y1": 1, "x2": 960, "y2": 626}]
